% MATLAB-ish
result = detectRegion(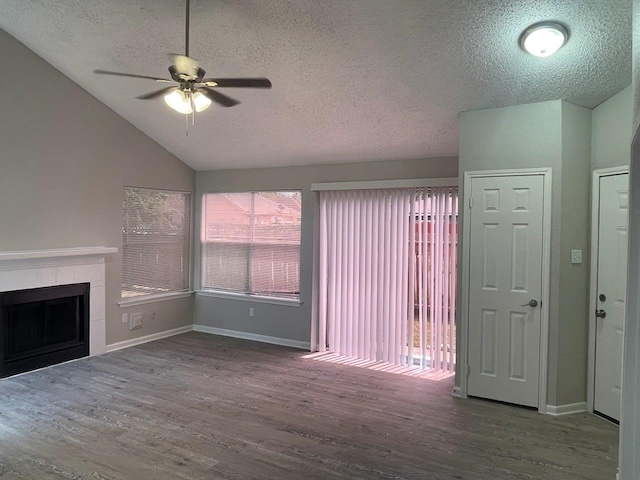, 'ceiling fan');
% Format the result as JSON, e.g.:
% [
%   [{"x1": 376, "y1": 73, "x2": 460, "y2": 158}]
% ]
[{"x1": 94, "y1": 0, "x2": 272, "y2": 117}]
